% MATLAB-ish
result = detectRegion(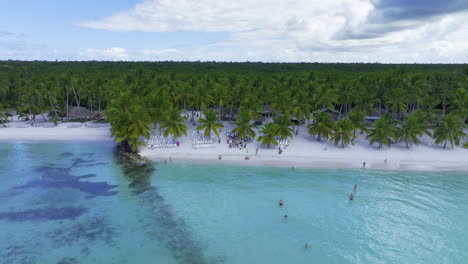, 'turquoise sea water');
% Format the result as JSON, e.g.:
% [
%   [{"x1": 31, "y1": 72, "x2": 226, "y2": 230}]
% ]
[{"x1": 0, "y1": 142, "x2": 467, "y2": 264}]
